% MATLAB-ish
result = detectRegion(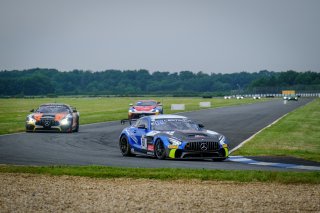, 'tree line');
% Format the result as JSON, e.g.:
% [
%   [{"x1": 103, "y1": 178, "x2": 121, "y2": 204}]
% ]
[{"x1": 0, "y1": 68, "x2": 319, "y2": 96}]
